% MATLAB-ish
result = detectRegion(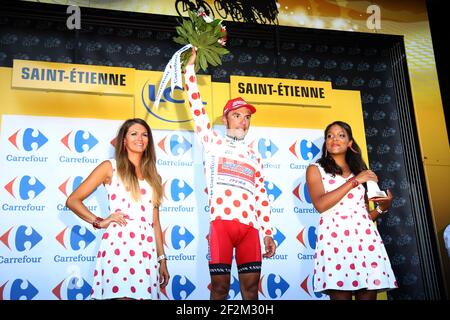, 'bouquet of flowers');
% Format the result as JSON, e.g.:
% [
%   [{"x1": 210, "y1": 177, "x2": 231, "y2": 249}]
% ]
[{"x1": 173, "y1": 9, "x2": 229, "y2": 72}]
